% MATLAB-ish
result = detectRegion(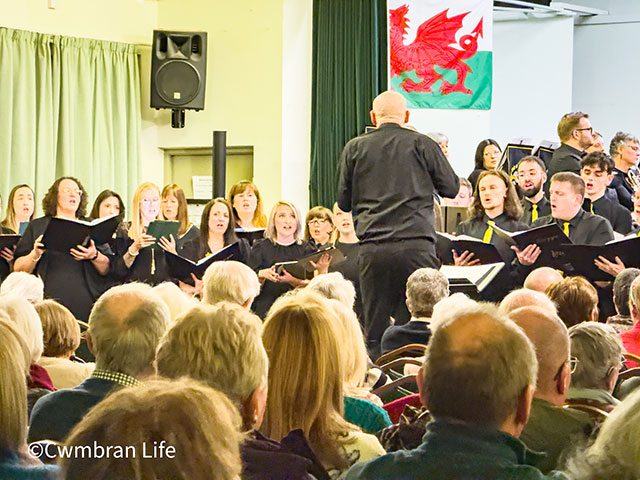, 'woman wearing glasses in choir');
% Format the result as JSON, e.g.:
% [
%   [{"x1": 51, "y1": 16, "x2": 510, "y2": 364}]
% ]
[
  {"x1": 467, "y1": 139, "x2": 502, "y2": 192},
  {"x1": 304, "y1": 206, "x2": 336, "y2": 250},
  {"x1": 160, "y1": 184, "x2": 200, "y2": 256},
  {"x1": 13, "y1": 177, "x2": 110, "y2": 322},
  {"x1": 229, "y1": 180, "x2": 268, "y2": 245}
]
